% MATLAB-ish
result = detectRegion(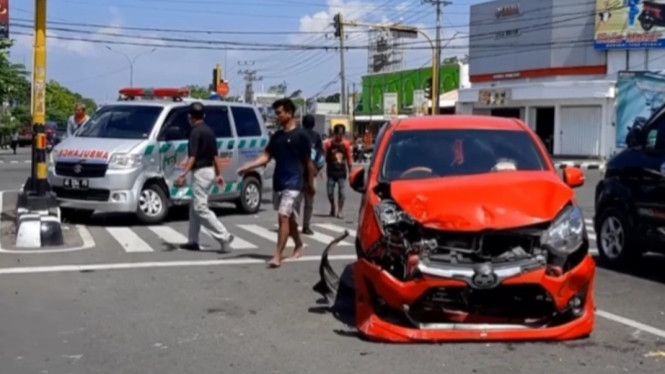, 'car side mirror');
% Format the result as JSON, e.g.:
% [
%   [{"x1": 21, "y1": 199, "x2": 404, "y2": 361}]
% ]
[
  {"x1": 160, "y1": 126, "x2": 182, "y2": 141},
  {"x1": 562, "y1": 166, "x2": 585, "y2": 188},
  {"x1": 349, "y1": 167, "x2": 366, "y2": 193}
]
